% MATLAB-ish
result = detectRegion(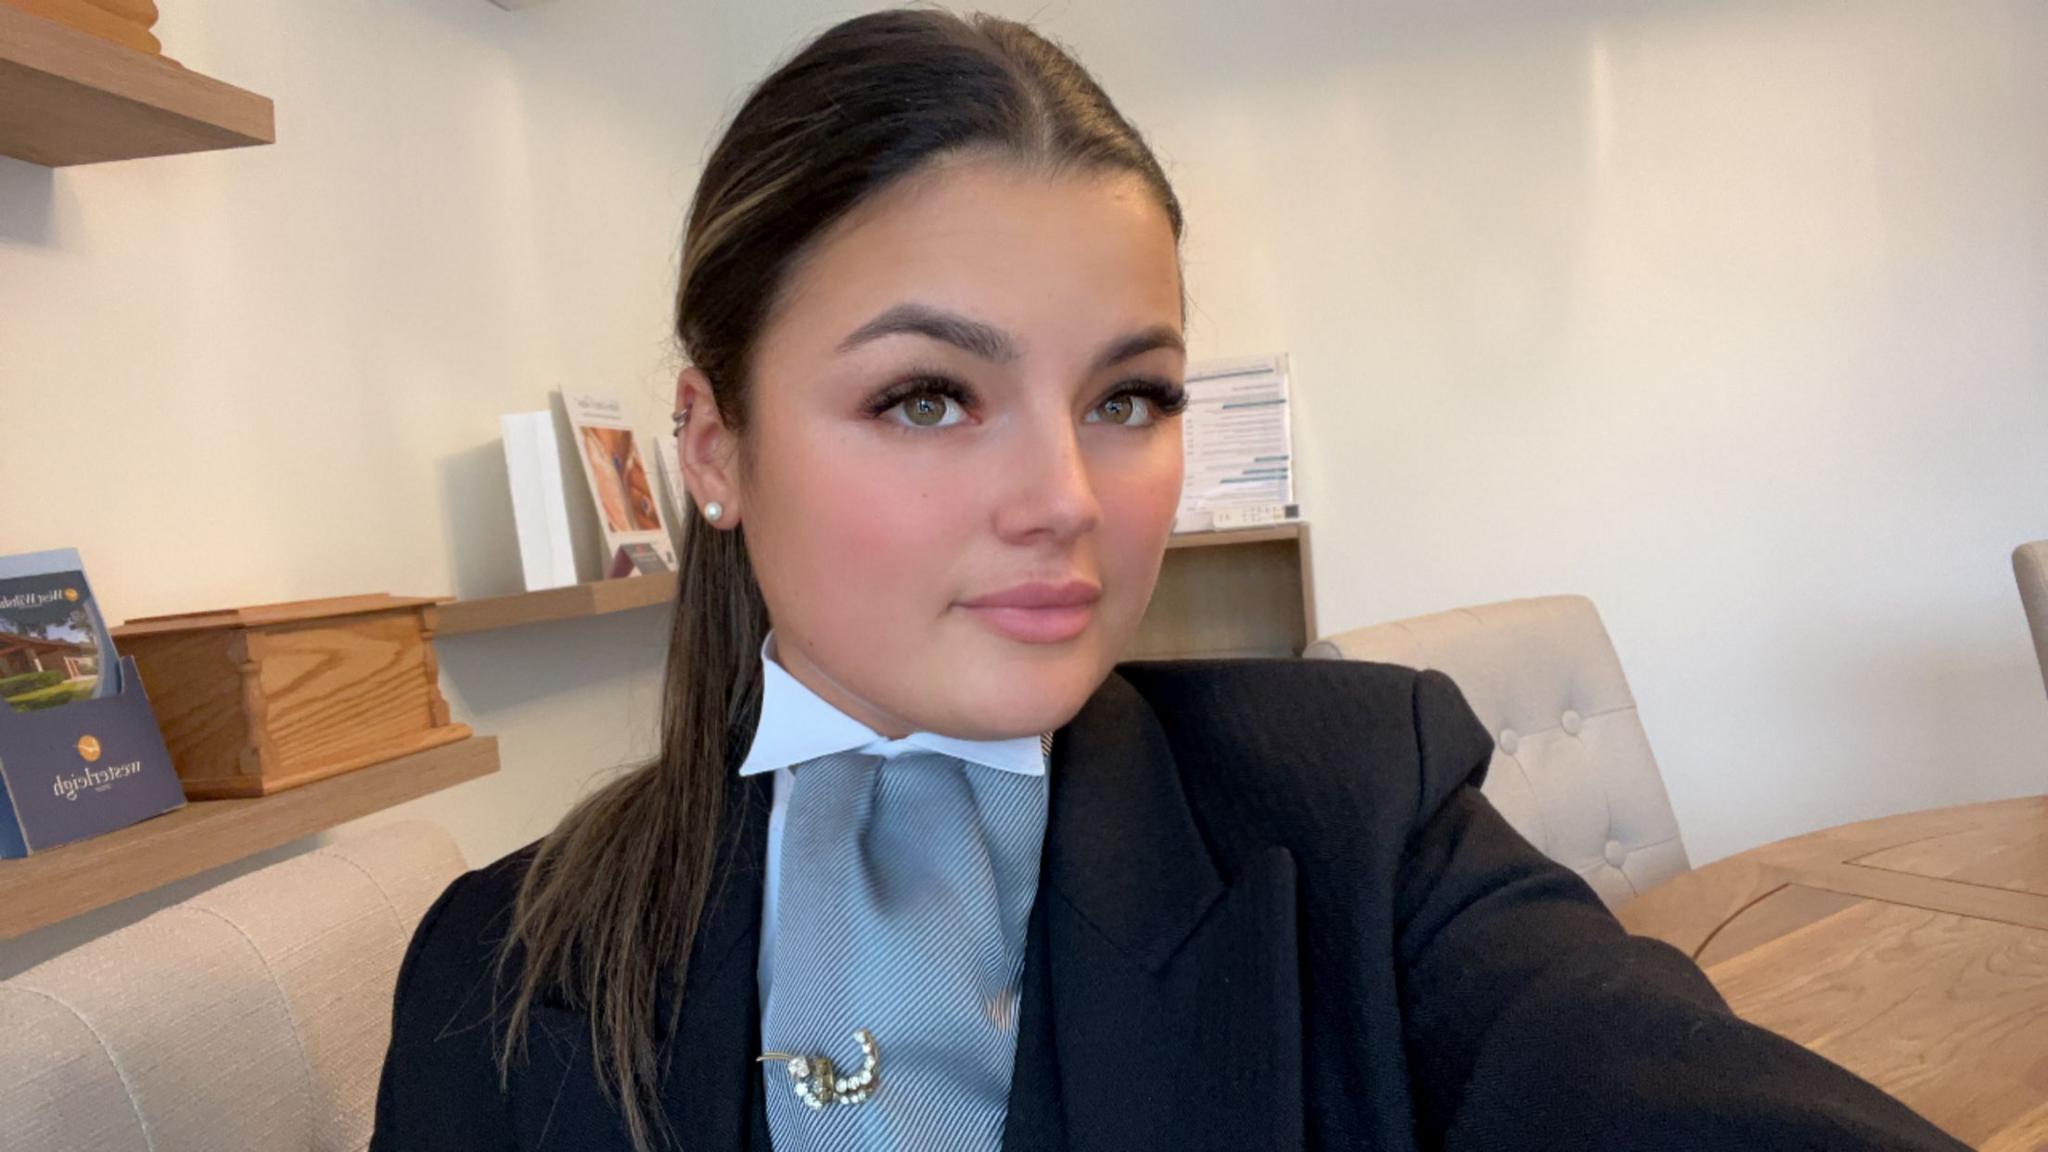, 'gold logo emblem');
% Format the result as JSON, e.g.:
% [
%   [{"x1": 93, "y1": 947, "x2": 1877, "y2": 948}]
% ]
[
  {"x1": 77, "y1": 735, "x2": 102, "y2": 762},
  {"x1": 63, "y1": 588, "x2": 80, "y2": 602}
]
